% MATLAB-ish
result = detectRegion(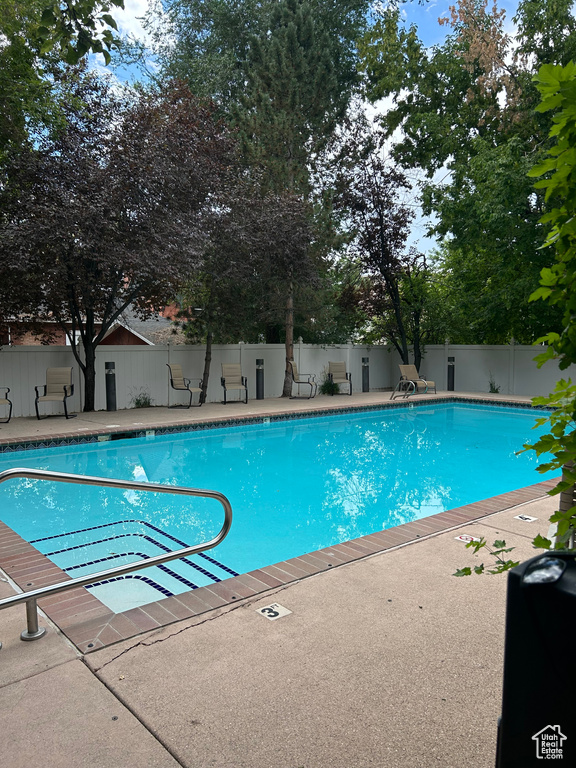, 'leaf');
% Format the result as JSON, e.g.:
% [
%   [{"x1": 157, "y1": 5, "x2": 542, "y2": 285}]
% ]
[
  {"x1": 532, "y1": 534, "x2": 552, "y2": 549},
  {"x1": 528, "y1": 159, "x2": 557, "y2": 177},
  {"x1": 40, "y1": 9, "x2": 57, "y2": 25},
  {"x1": 487, "y1": 560, "x2": 519, "y2": 574},
  {"x1": 453, "y1": 567, "x2": 472, "y2": 577},
  {"x1": 100, "y1": 14, "x2": 118, "y2": 31}
]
